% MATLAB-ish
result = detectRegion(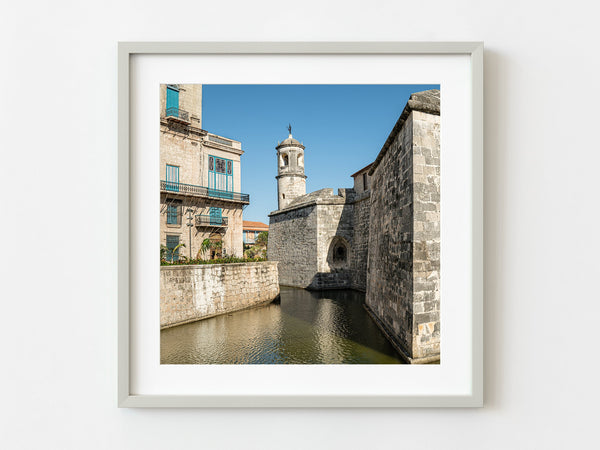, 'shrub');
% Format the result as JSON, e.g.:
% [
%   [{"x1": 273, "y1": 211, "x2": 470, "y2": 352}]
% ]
[{"x1": 161, "y1": 256, "x2": 267, "y2": 266}]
